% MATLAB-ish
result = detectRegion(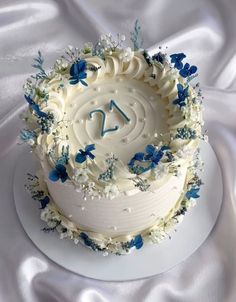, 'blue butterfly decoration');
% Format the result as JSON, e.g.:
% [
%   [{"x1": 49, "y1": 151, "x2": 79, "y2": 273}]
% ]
[
  {"x1": 24, "y1": 94, "x2": 48, "y2": 119},
  {"x1": 75, "y1": 144, "x2": 96, "y2": 164},
  {"x1": 185, "y1": 187, "x2": 200, "y2": 199},
  {"x1": 173, "y1": 84, "x2": 189, "y2": 108},
  {"x1": 128, "y1": 145, "x2": 170, "y2": 173},
  {"x1": 49, "y1": 164, "x2": 68, "y2": 183},
  {"x1": 129, "y1": 234, "x2": 143, "y2": 250},
  {"x1": 69, "y1": 60, "x2": 88, "y2": 86},
  {"x1": 39, "y1": 196, "x2": 50, "y2": 209},
  {"x1": 179, "y1": 63, "x2": 197, "y2": 78},
  {"x1": 170, "y1": 53, "x2": 186, "y2": 70}
]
